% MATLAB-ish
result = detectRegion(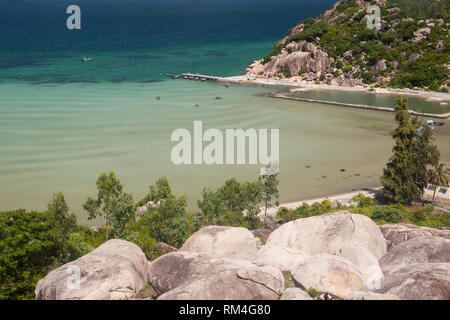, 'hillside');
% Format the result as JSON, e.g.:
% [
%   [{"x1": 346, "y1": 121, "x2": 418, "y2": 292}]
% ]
[{"x1": 246, "y1": 0, "x2": 450, "y2": 91}]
